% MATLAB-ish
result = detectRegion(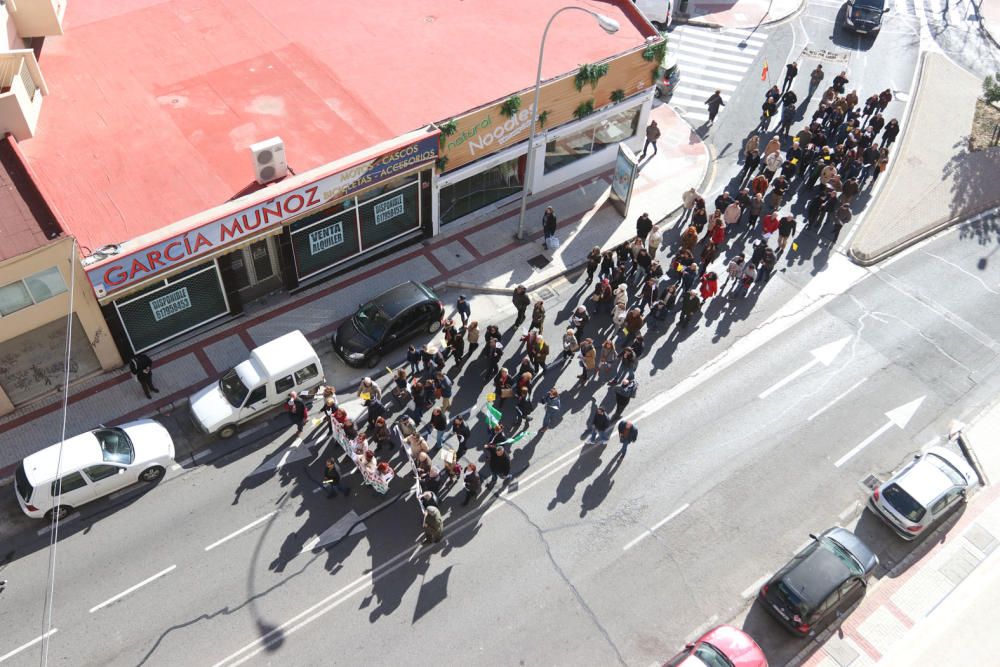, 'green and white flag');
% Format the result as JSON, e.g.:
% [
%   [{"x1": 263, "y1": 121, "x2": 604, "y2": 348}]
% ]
[
  {"x1": 482, "y1": 404, "x2": 502, "y2": 429},
  {"x1": 501, "y1": 431, "x2": 532, "y2": 447}
]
